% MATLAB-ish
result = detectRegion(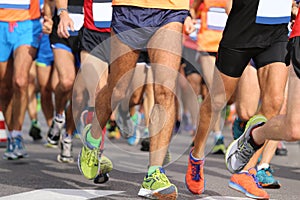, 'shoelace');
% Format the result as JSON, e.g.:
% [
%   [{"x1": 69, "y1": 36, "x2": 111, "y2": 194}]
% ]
[
  {"x1": 191, "y1": 162, "x2": 201, "y2": 181},
  {"x1": 237, "y1": 142, "x2": 254, "y2": 164},
  {"x1": 85, "y1": 147, "x2": 99, "y2": 167},
  {"x1": 250, "y1": 173, "x2": 263, "y2": 188}
]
